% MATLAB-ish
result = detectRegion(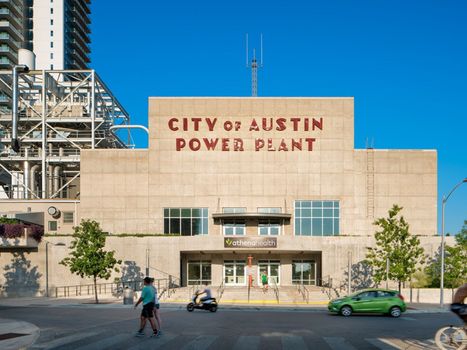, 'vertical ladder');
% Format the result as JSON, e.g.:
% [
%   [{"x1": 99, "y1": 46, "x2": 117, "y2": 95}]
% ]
[{"x1": 366, "y1": 148, "x2": 375, "y2": 218}]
